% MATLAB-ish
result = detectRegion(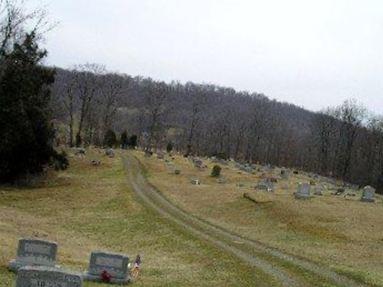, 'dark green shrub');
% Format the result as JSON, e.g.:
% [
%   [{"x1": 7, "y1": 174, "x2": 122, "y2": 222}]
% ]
[
  {"x1": 211, "y1": 165, "x2": 222, "y2": 177},
  {"x1": 120, "y1": 130, "x2": 128, "y2": 149},
  {"x1": 103, "y1": 129, "x2": 117, "y2": 148},
  {"x1": 128, "y1": 135, "x2": 138, "y2": 149},
  {"x1": 166, "y1": 142, "x2": 173, "y2": 153},
  {"x1": 52, "y1": 150, "x2": 69, "y2": 171}
]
